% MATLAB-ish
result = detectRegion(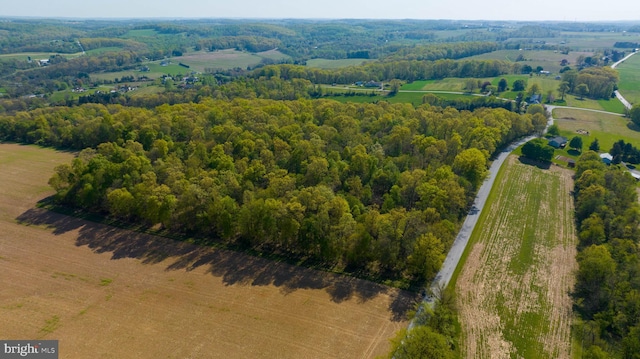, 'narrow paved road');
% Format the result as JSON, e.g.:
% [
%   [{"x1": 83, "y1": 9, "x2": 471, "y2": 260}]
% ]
[
  {"x1": 414, "y1": 99, "x2": 625, "y2": 320},
  {"x1": 409, "y1": 111, "x2": 554, "y2": 329},
  {"x1": 611, "y1": 51, "x2": 636, "y2": 110},
  {"x1": 429, "y1": 133, "x2": 537, "y2": 293}
]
